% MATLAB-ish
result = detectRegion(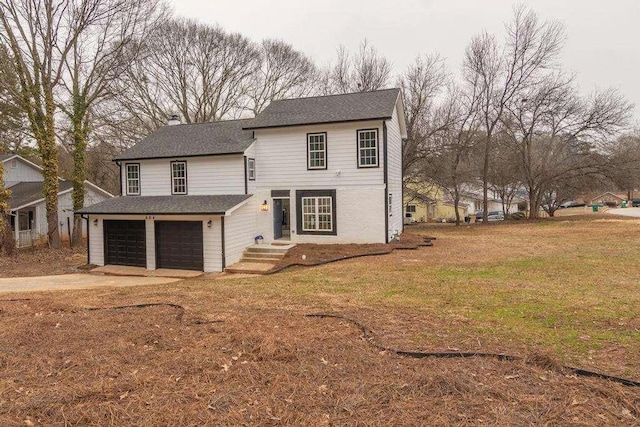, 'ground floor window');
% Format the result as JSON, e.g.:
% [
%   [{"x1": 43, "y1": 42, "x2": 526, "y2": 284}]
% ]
[
  {"x1": 296, "y1": 190, "x2": 337, "y2": 235},
  {"x1": 406, "y1": 204, "x2": 417, "y2": 213}
]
